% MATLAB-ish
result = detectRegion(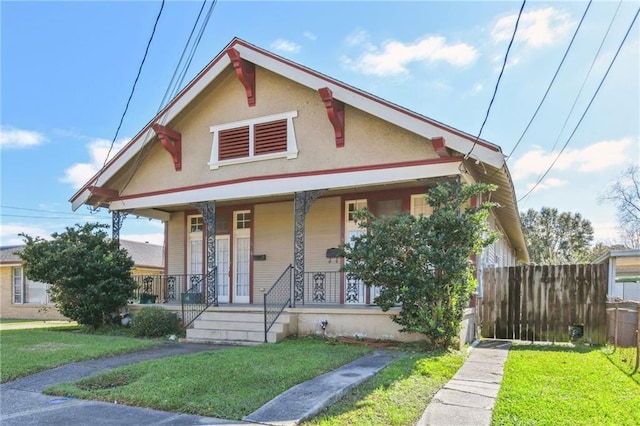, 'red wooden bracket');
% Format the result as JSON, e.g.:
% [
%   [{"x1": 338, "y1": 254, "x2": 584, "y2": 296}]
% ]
[
  {"x1": 88, "y1": 186, "x2": 119, "y2": 199},
  {"x1": 431, "y1": 137, "x2": 450, "y2": 158},
  {"x1": 152, "y1": 123, "x2": 182, "y2": 171},
  {"x1": 318, "y1": 87, "x2": 345, "y2": 148},
  {"x1": 226, "y1": 48, "x2": 256, "y2": 107}
]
